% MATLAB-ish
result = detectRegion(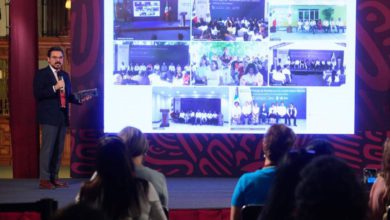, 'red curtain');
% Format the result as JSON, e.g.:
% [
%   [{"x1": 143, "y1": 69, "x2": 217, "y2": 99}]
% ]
[
  {"x1": 169, "y1": 208, "x2": 230, "y2": 220},
  {"x1": 9, "y1": 0, "x2": 39, "y2": 178},
  {"x1": 0, "y1": 212, "x2": 40, "y2": 220}
]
